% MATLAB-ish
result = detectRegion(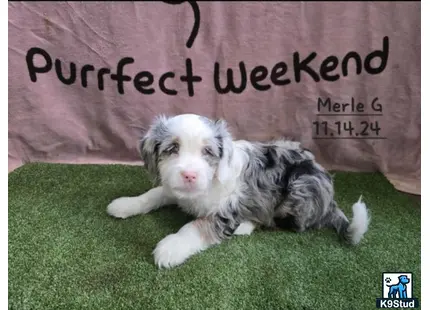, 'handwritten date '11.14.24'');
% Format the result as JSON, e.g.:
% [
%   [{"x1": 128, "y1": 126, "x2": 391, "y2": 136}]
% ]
[{"x1": 312, "y1": 97, "x2": 386, "y2": 140}]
